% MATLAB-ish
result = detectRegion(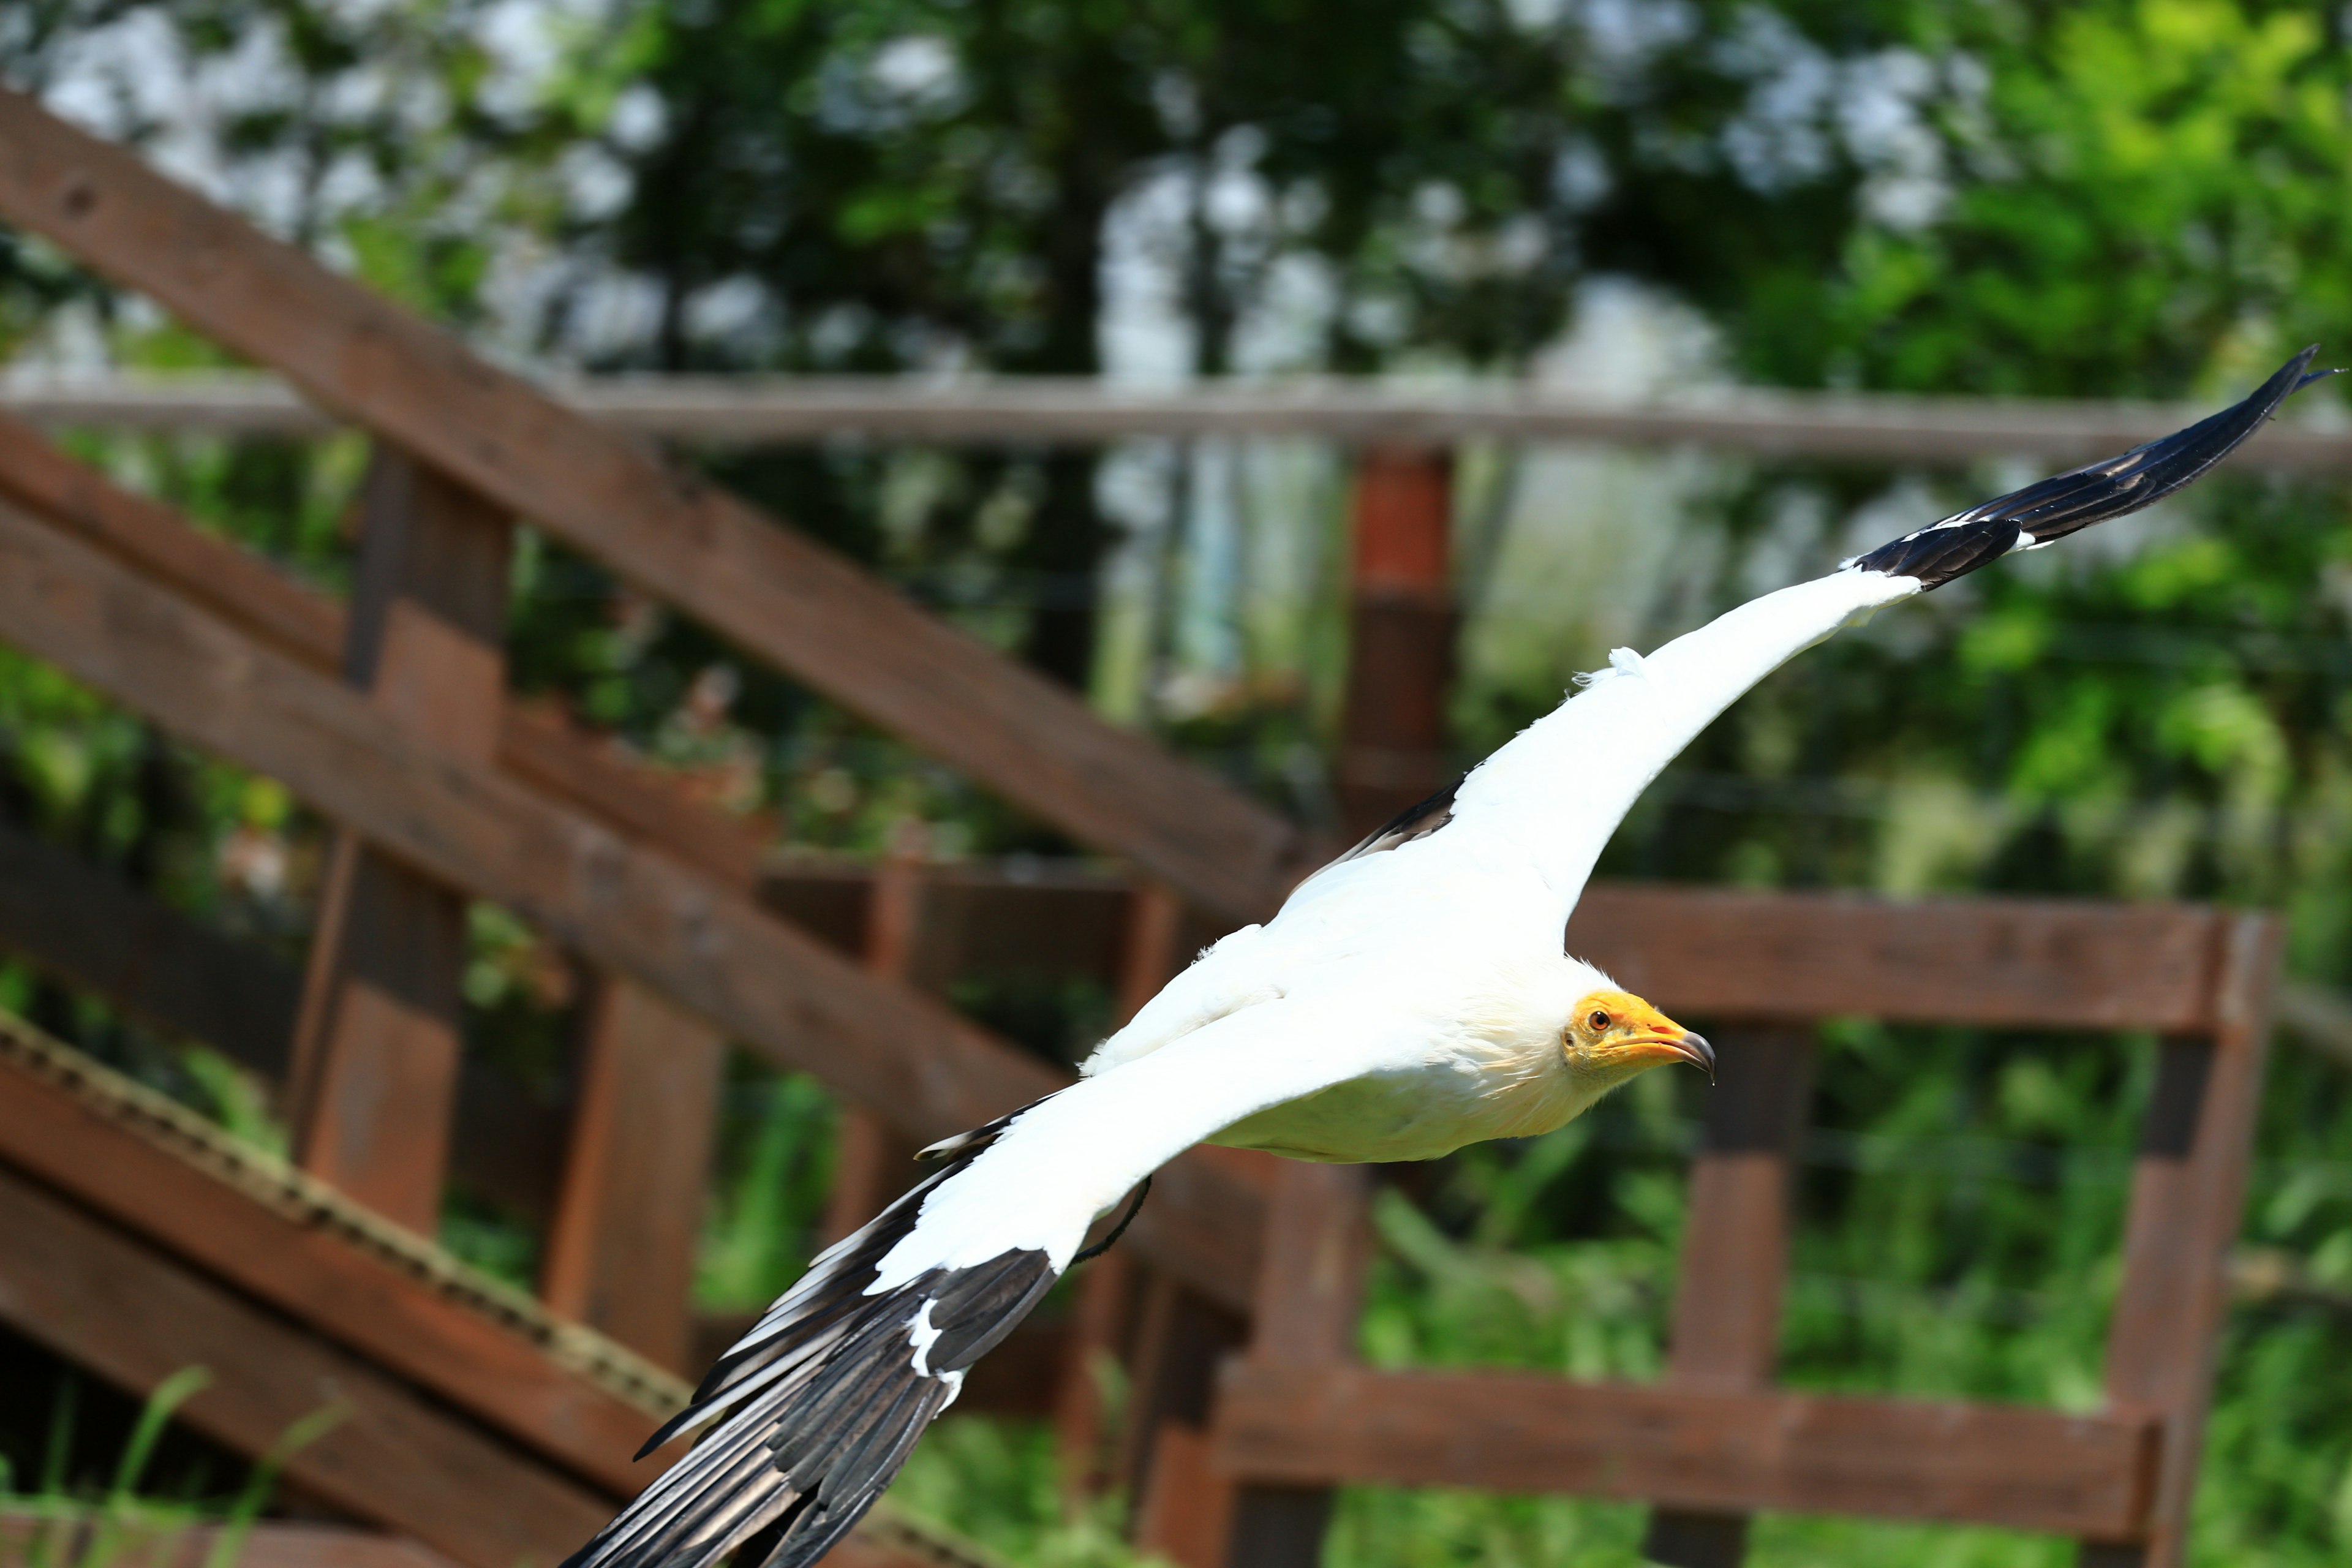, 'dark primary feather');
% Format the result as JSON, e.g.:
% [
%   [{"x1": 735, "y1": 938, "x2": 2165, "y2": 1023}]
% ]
[
  {"x1": 563, "y1": 1117, "x2": 1057, "y2": 1568},
  {"x1": 1847, "y1": 347, "x2": 2339, "y2": 590},
  {"x1": 1329, "y1": 777, "x2": 1461, "y2": 867}
]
